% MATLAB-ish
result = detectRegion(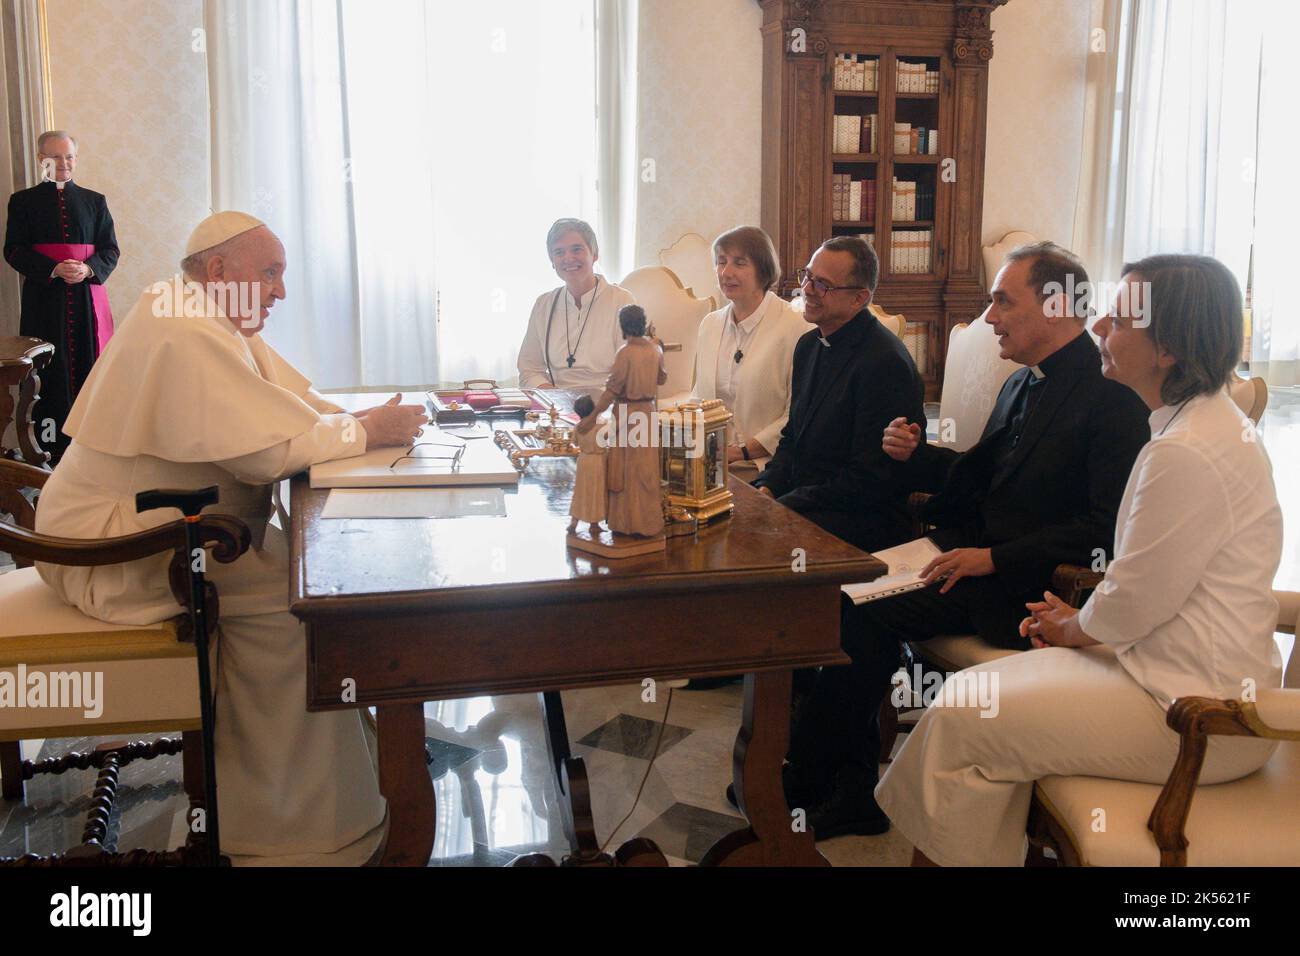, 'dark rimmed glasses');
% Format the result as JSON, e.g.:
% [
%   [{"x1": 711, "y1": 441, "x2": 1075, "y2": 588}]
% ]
[{"x1": 796, "y1": 268, "x2": 869, "y2": 297}]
